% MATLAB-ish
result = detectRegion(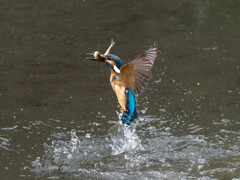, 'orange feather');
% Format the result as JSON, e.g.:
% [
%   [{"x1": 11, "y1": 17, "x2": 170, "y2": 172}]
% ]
[
  {"x1": 110, "y1": 70, "x2": 127, "y2": 111},
  {"x1": 109, "y1": 46, "x2": 157, "y2": 112},
  {"x1": 118, "y1": 46, "x2": 157, "y2": 96}
]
